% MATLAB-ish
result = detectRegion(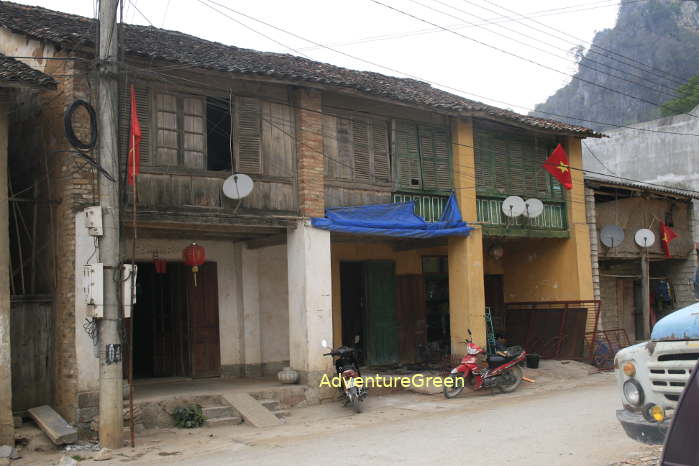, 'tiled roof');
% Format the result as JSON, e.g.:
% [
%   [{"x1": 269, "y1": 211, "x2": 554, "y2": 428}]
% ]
[
  {"x1": 585, "y1": 174, "x2": 699, "y2": 199},
  {"x1": 0, "y1": 52, "x2": 56, "y2": 88},
  {"x1": 0, "y1": 1, "x2": 598, "y2": 136}
]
